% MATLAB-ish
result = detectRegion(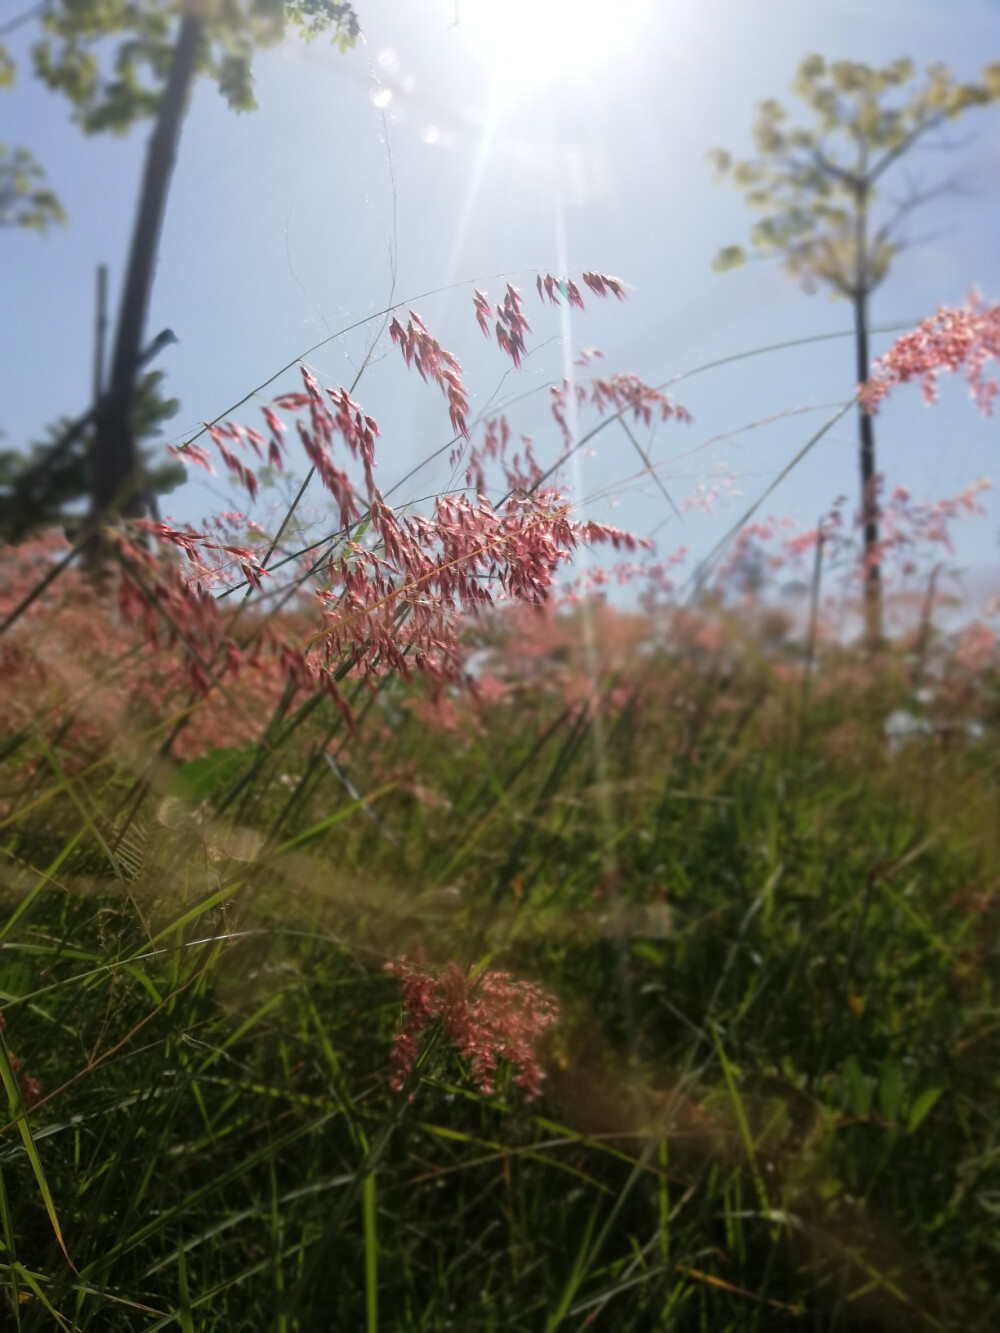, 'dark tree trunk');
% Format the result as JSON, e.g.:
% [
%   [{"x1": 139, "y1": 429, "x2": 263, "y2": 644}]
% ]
[
  {"x1": 853, "y1": 290, "x2": 882, "y2": 650},
  {"x1": 90, "y1": 6, "x2": 203, "y2": 529}
]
